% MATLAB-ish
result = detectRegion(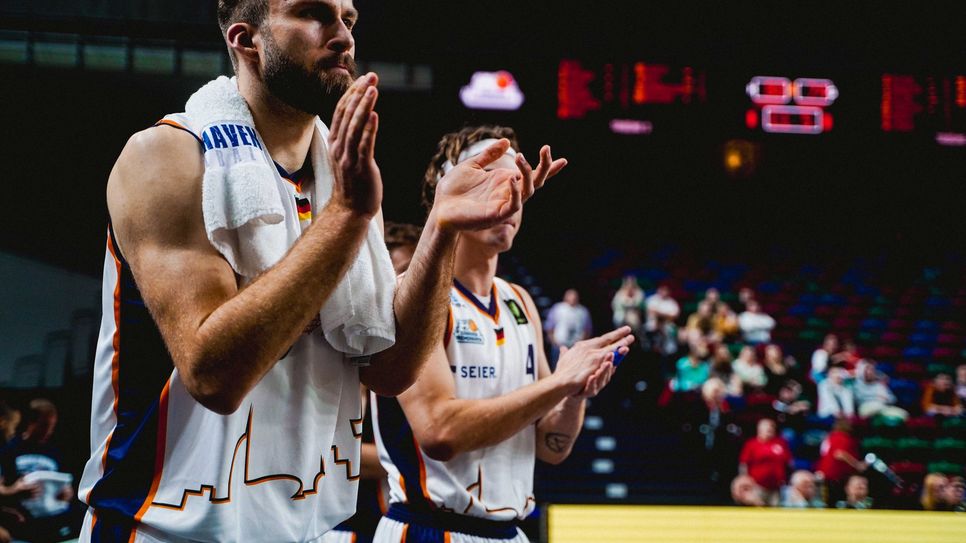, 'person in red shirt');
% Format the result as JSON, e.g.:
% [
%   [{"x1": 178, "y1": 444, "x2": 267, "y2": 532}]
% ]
[
  {"x1": 816, "y1": 418, "x2": 866, "y2": 504},
  {"x1": 739, "y1": 418, "x2": 792, "y2": 505}
]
